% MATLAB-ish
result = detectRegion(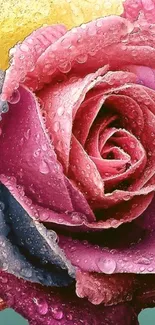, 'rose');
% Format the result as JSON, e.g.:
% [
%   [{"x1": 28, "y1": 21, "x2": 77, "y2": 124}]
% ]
[{"x1": 0, "y1": 0, "x2": 155, "y2": 324}]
